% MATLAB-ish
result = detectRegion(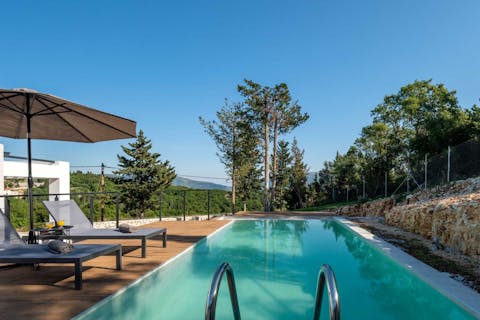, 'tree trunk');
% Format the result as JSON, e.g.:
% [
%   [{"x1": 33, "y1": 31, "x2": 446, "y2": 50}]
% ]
[
  {"x1": 263, "y1": 113, "x2": 270, "y2": 212},
  {"x1": 231, "y1": 172, "x2": 236, "y2": 214},
  {"x1": 231, "y1": 124, "x2": 236, "y2": 214},
  {"x1": 270, "y1": 115, "x2": 278, "y2": 211}
]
